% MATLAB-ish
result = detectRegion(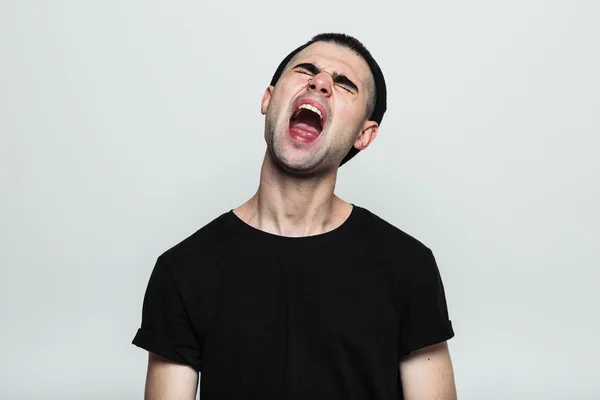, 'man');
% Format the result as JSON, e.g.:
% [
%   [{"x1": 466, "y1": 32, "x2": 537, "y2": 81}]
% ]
[{"x1": 132, "y1": 33, "x2": 457, "y2": 399}]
